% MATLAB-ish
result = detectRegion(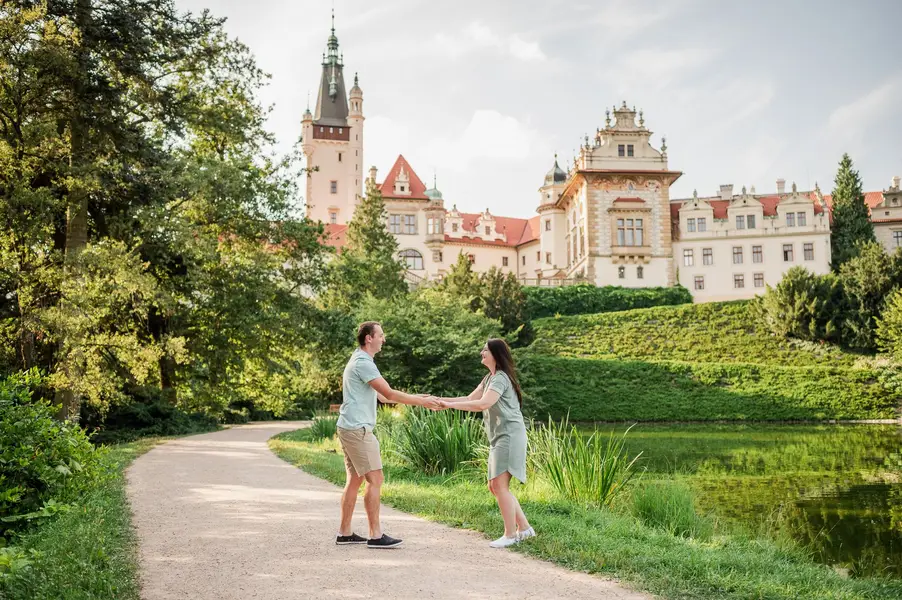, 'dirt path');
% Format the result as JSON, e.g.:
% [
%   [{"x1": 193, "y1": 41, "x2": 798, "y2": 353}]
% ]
[{"x1": 126, "y1": 422, "x2": 651, "y2": 599}]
